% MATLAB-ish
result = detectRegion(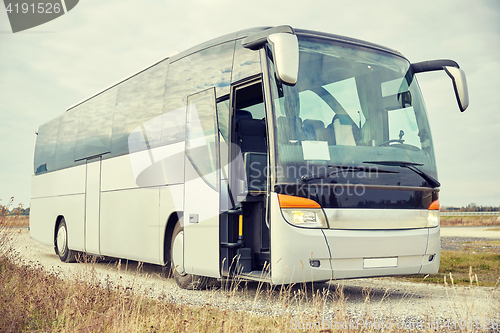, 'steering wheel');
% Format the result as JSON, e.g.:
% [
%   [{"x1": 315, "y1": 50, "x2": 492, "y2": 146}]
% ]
[{"x1": 377, "y1": 139, "x2": 404, "y2": 147}]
